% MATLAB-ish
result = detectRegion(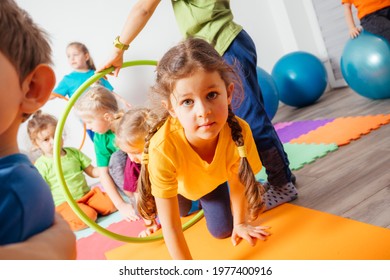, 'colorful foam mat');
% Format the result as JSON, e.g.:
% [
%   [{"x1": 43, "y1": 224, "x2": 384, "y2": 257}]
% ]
[
  {"x1": 75, "y1": 210, "x2": 123, "y2": 240},
  {"x1": 76, "y1": 114, "x2": 390, "y2": 259},
  {"x1": 105, "y1": 204, "x2": 390, "y2": 260},
  {"x1": 76, "y1": 218, "x2": 147, "y2": 260},
  {"x1": 289, "y1": 114, "x2": 390, "y2": 146},
  {"x1": 276, "y1": 119, "x2": 334, "y2": 143},
  {"x1": 256, "y1": 143, "x2": 338, "y2": 181},
  {"x1": 273, "y1": 121, "x2": 293, "y2": 131}
]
